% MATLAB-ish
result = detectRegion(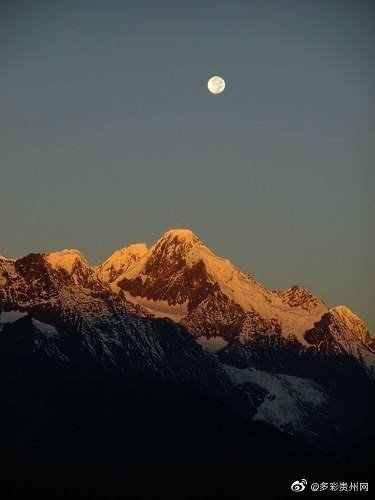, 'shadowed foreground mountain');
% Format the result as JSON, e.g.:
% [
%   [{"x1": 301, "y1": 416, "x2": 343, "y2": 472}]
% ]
[{"x1": 0, "y1": 229, "x2": 374, "y2": 465}]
